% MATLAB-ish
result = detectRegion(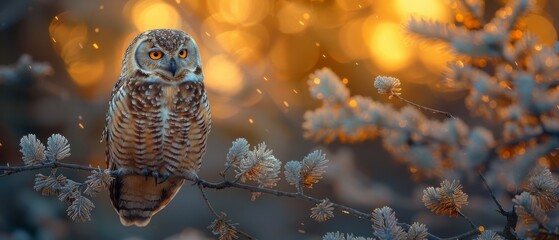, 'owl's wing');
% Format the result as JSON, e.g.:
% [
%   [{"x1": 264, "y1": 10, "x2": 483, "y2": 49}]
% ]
[{"x1": 101, "y1": 78, "x2": 126, "y2": 143}]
